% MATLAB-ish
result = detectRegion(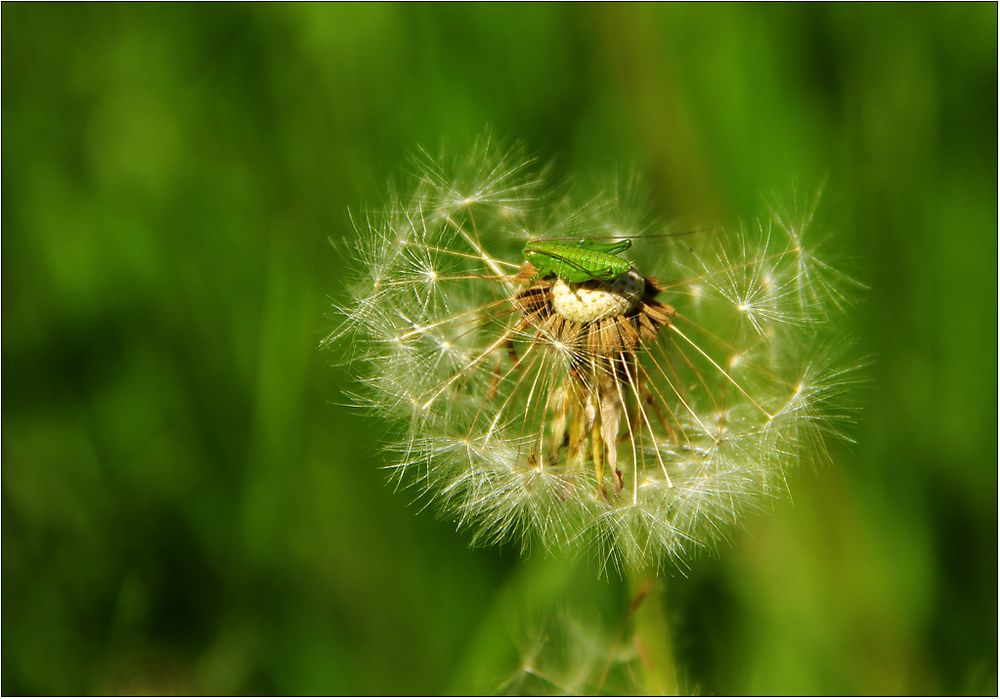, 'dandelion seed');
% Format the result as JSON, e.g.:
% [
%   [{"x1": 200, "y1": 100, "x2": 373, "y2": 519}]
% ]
[{"x1": 331, "y1": 138, "x2": 862, "y2": 572}]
